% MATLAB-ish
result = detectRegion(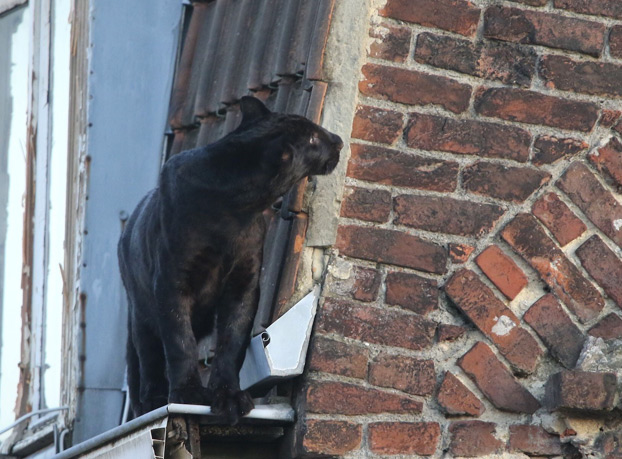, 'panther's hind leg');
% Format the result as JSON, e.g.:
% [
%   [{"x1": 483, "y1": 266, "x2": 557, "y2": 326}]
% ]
[{"x1": 131, "y1": 313, "x2": 169, "y2": 415}]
